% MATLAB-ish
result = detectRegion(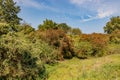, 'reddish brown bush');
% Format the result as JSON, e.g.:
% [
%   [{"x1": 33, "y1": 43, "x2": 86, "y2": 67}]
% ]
[
  {"x1": 80, "y1": 33, "x2": 109, "y2": 56},
  {"x1": 29, "y1": 29, "x2": 75, "y2": 60}
]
